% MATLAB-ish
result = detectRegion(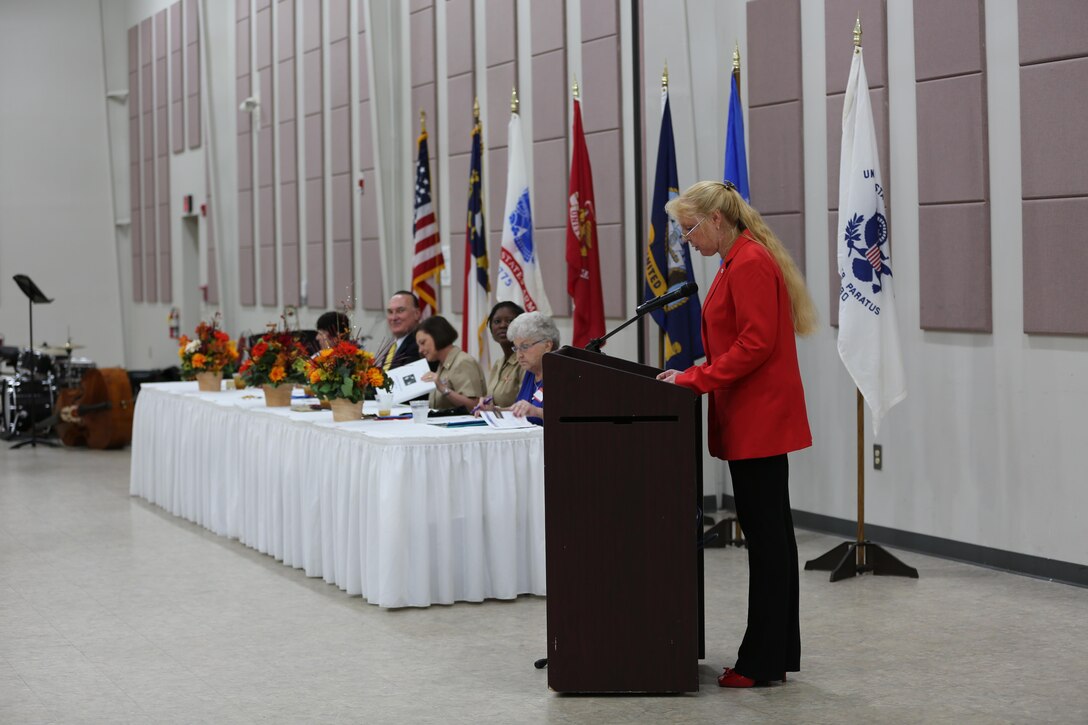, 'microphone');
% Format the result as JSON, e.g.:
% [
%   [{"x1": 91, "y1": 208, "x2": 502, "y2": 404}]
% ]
[{"x1": 635, "y1": 281, "x2": 699, "y2": 316}]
